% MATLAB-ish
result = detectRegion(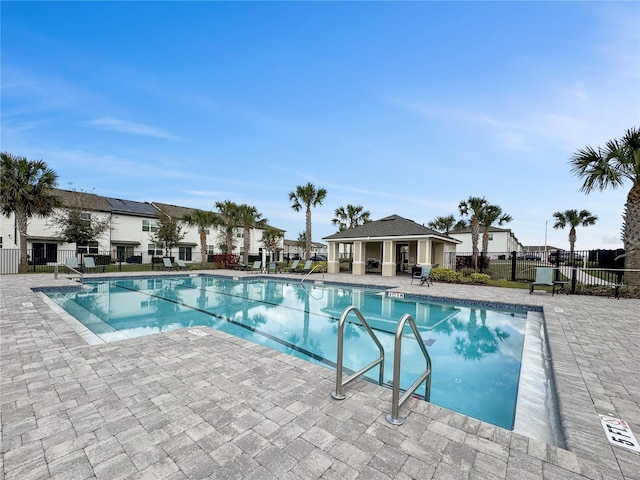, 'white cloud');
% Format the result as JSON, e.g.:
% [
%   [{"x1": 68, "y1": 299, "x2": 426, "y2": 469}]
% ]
[{"x1": 86, "y1": 117, "x2": 182, "y2": 140}]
